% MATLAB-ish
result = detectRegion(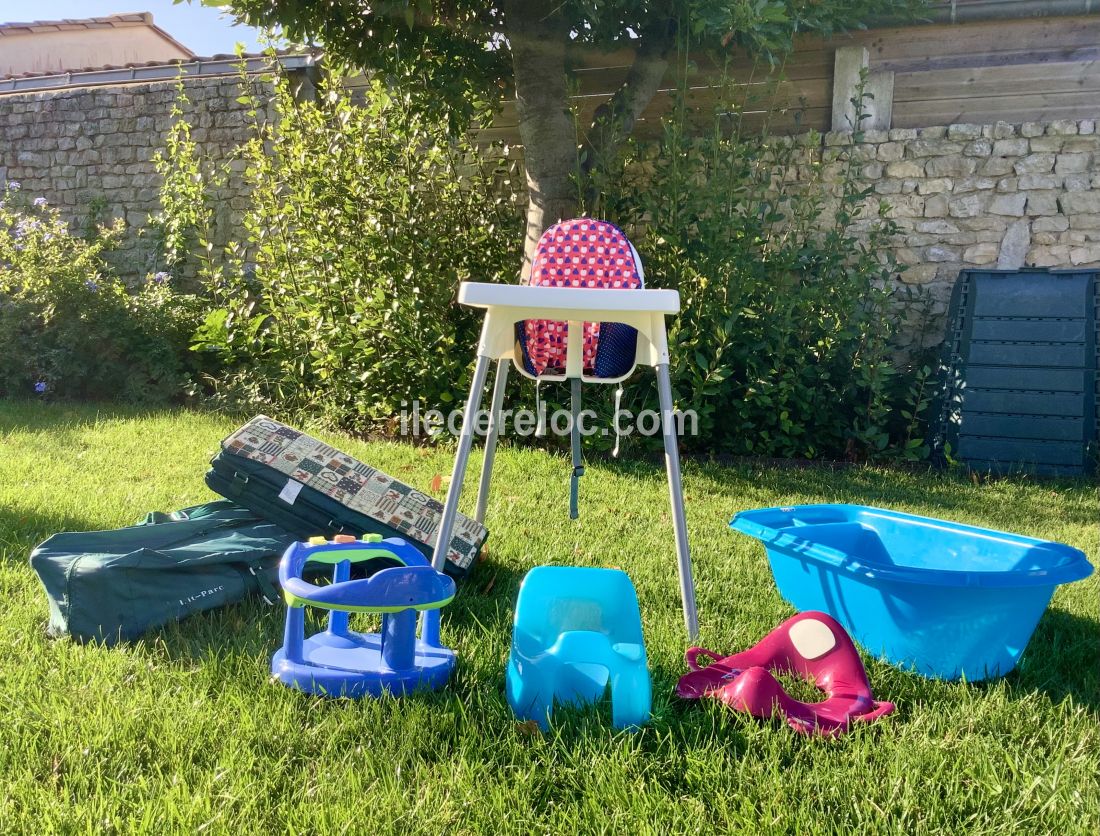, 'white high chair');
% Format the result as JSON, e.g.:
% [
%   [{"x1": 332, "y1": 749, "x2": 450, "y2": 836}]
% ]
[{"x1": 428, "y1": 281, "x2": 700, "y2": 639}]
